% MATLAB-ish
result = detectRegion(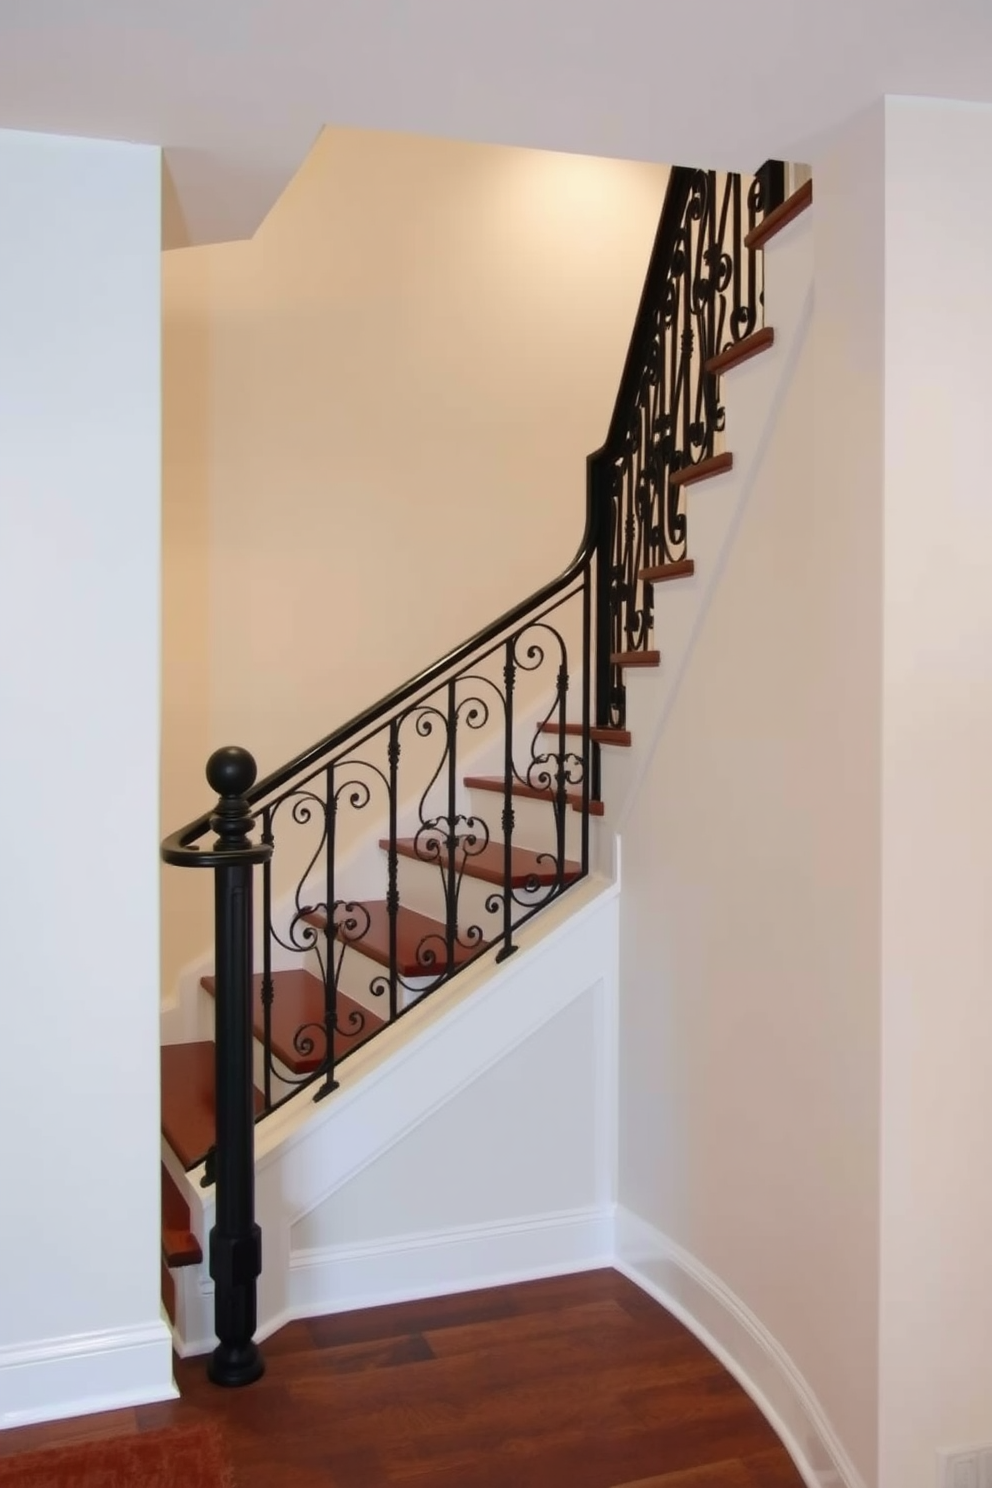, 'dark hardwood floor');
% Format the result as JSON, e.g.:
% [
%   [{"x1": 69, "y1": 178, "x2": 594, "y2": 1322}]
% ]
[{"x1": 0, "y1": 1270, "x2": 804, "y2": 1487}]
